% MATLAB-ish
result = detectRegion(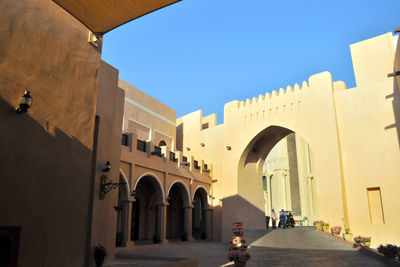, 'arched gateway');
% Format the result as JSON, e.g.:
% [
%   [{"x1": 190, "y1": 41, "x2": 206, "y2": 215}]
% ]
[{"x1": 178, "y1": 72, "x2": 349, "y2": 241}]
